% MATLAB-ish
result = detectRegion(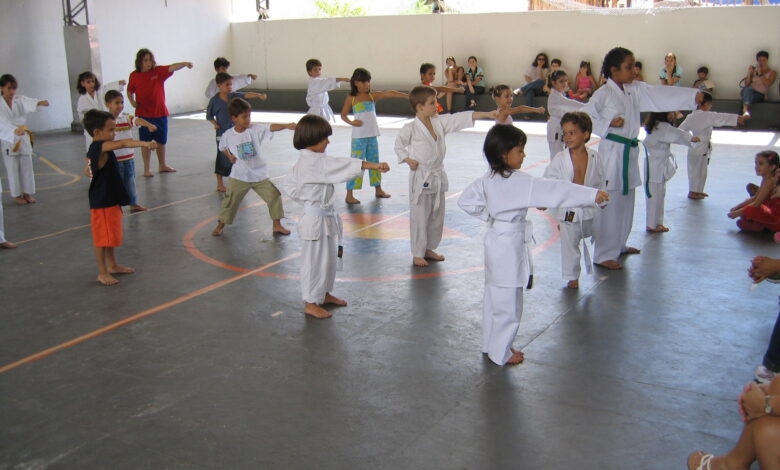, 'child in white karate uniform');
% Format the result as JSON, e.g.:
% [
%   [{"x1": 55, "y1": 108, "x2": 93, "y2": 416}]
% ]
[
  {"x1": 284, "y1": 114, "x2": 389, "y2": 319},
  {"x1": 459, "y1": 124, "x2": 608, "y2": 366},
  {"x1": 305, "y1": 59, "x2": 349, "y2": 122},
  {"x1": 679, "y1": 92, "x2": 748, "y2": 200},
  {"x1": 395, "y1": 86, "x2": 496, "y2": 267},
  {"x1": 0, "y1": 178, "x2": 16, "y2": 248},
  {"x1": 0, "y1": 74, "x2": 49, "y2": 205},
  {"x1": 542, "y1": 112, "x2": 605, "y2": 289},
  {"x1": 204, "y1": 57, "x2": 257, "y2": 100},
  {"x1": 642, "y1": 112, "x2": 698, "y2": 233},
  {"x1": 582, "y1": 47, "x2": 702, "y2": 270},
  {"x1": 546, "y1": 70, "x2": 584, "y2": 158},
  {"x1": 75, "y1": 71, "x2": 125, "y2": 149}
]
